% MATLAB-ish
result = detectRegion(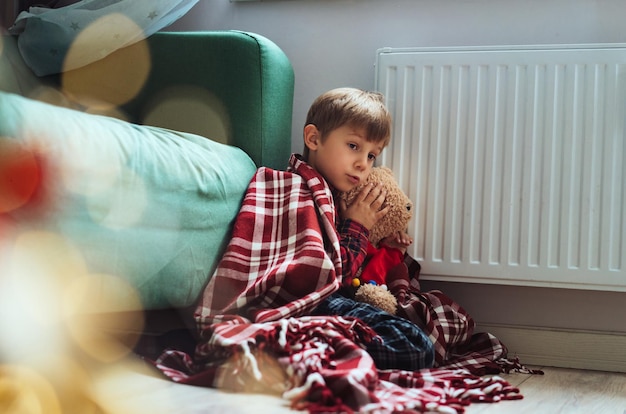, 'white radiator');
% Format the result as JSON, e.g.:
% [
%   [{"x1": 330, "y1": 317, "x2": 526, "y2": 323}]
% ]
[{"x1": 375, "y1": 44, "x2": 626, "y2": 291}]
